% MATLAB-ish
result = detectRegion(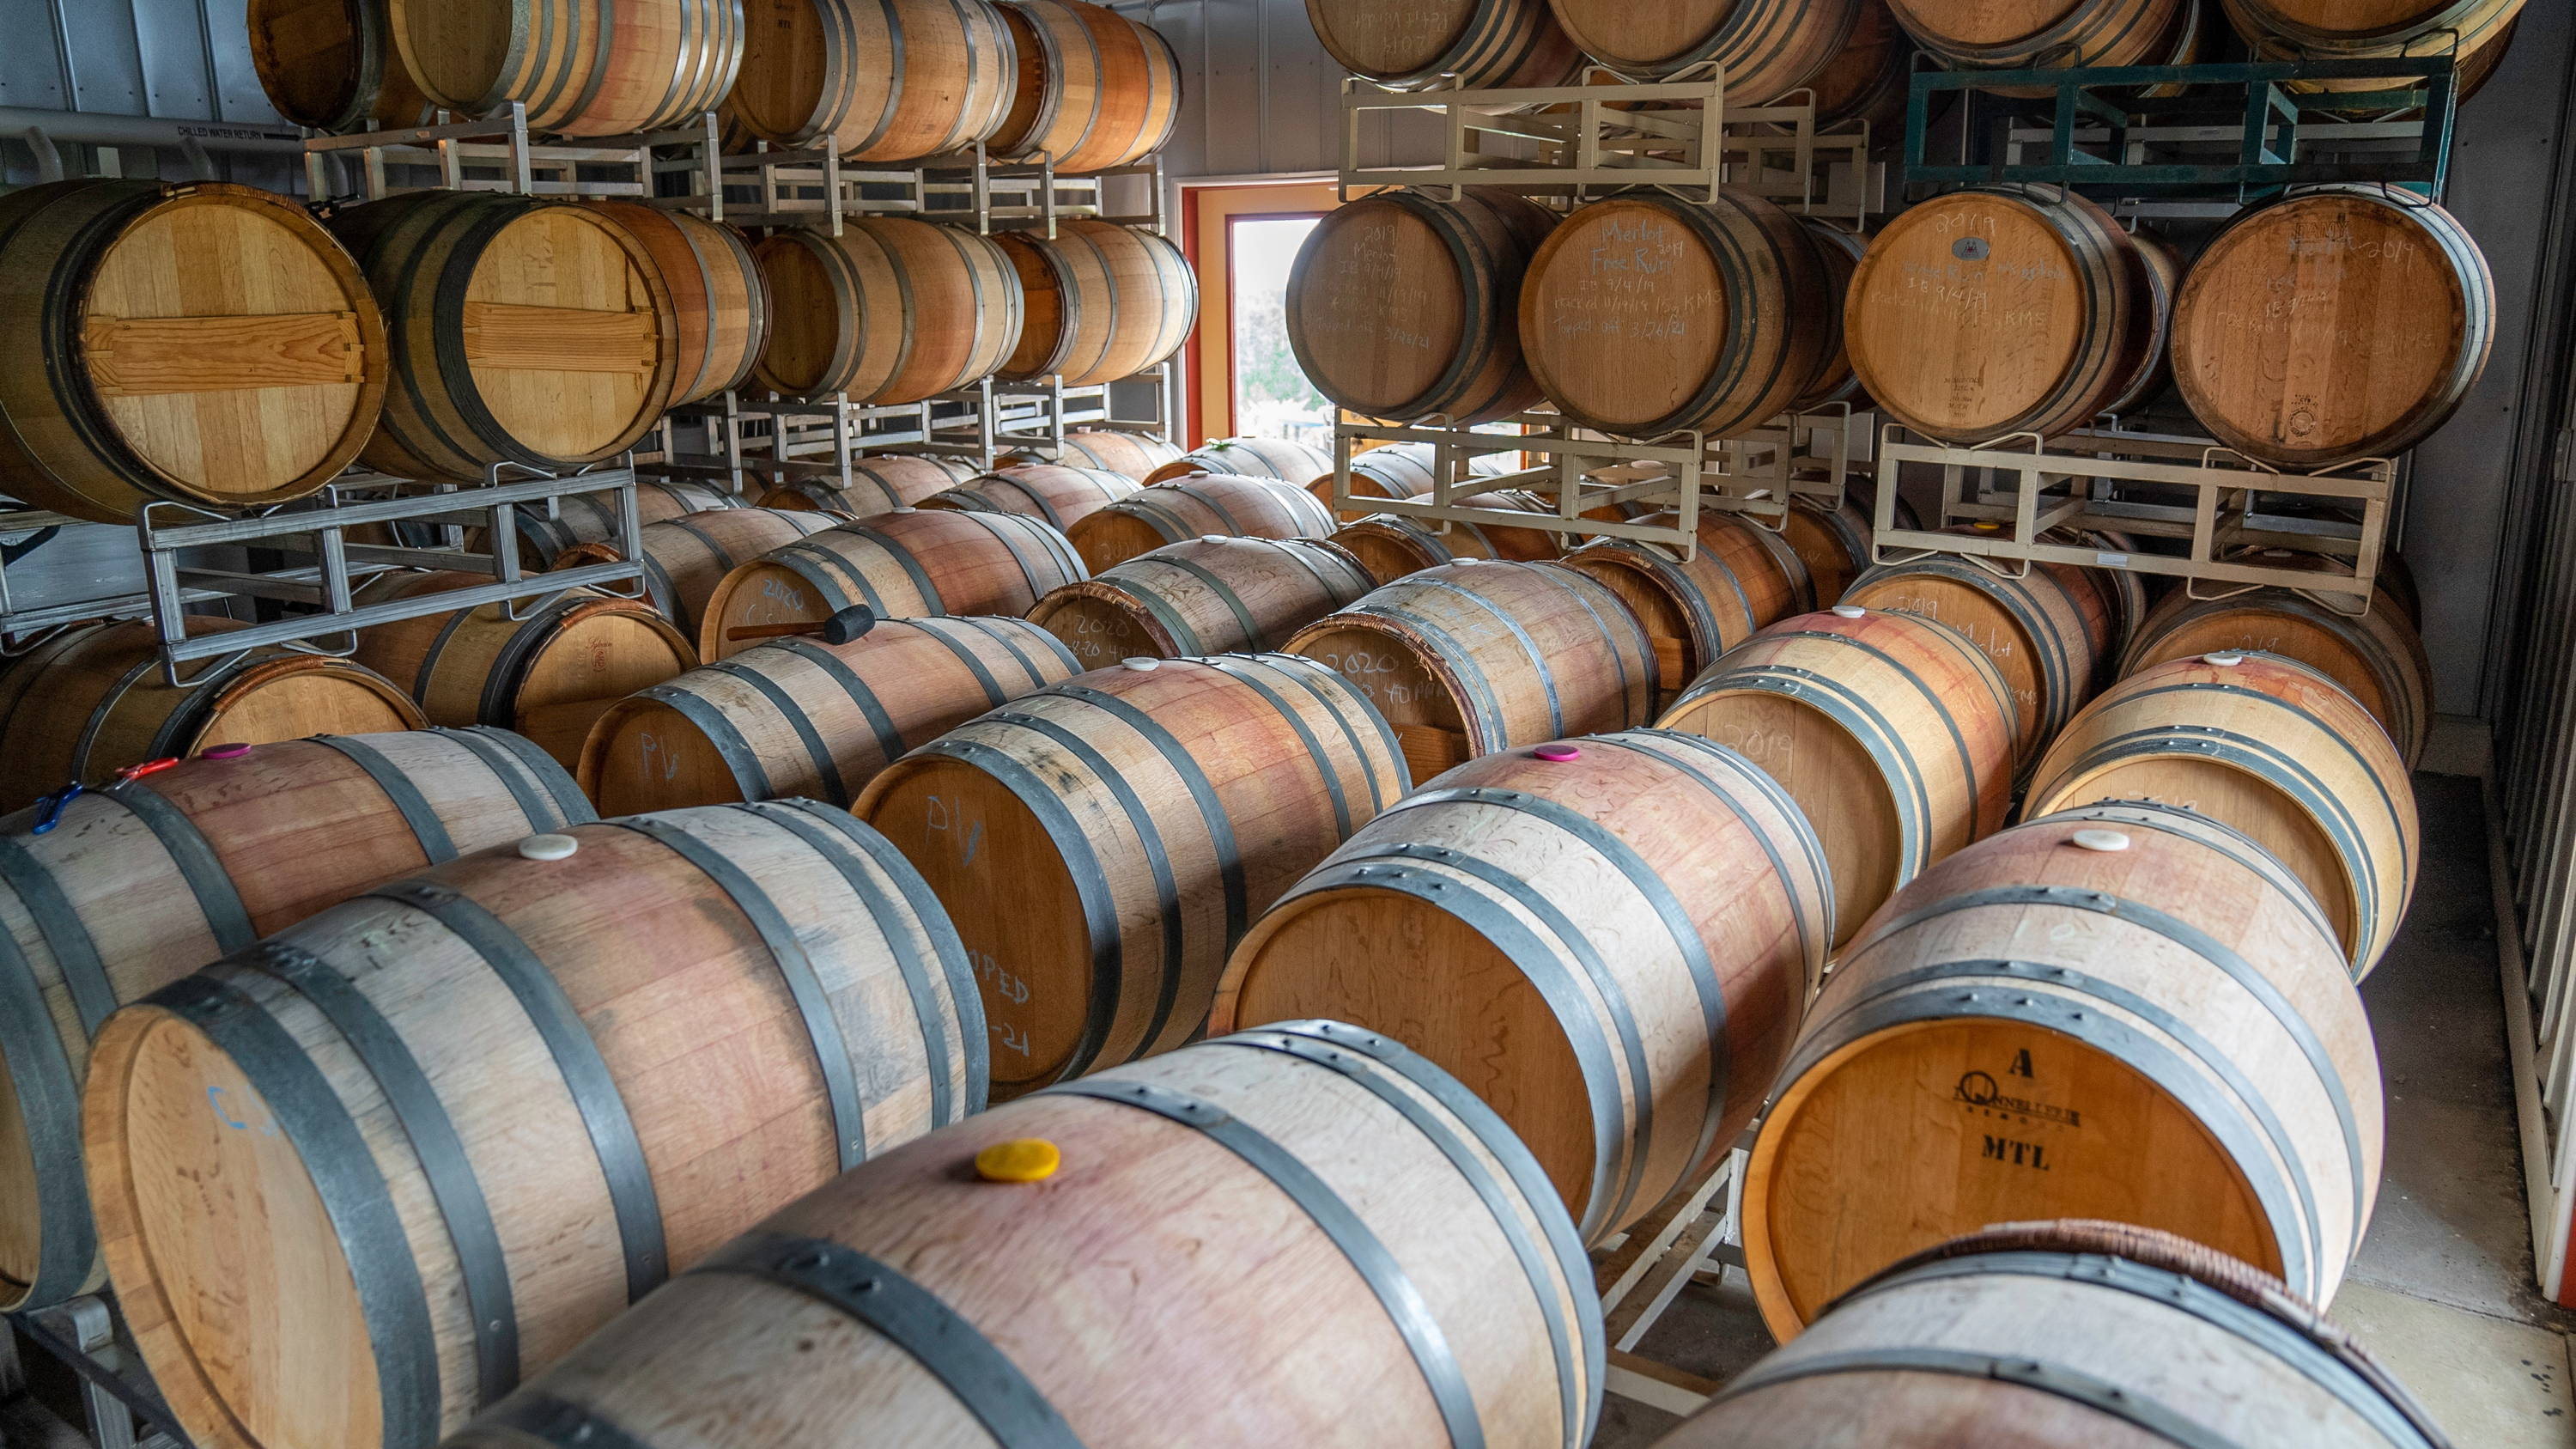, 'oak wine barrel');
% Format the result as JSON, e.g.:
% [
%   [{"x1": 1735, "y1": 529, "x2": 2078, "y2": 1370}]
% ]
[
  {"x1": 1656, "y1": 607, "x2": 2016, "y2": 947},
  {"x1": 585, "y1": 203, "x2": 769, "y2": 405},
  {"x1": 2222, "y1": 0, "x2": 2525, "y2": 100},
  {"x1": 1327, "y1": 497, "x2": 1568, "y2": 583},
  {"x1": 0, "y1": 180, "x2": 388, "y2": 524},
  {"x1": 994, "y1": 222, "x2": 1197, "y2": 387},
  {"x1": 1675, "y1": 1222, "x2": 2444, "y2": 1448},
  {"x1": 1287, "y1": 190, "x2": 1558, "y2": 428},
  {"x1": 1029, "y1": 535, "x2": 1377, "y2": 664},
  {"x1": 1779, "y1": 486, "x2": 1917, "y2": 607},
  {"x1": 1560, "y1": 512, "x2": 1814, "y2": 699},
  {"x1": 580, "y1": 616, "x2": 1079, "y2": 813},
  {"x1": 445, "y1": 1026, "x2": 1601, "y2": 1449},
  {"x1": 1068, "y1": 474, "x2": 1339, "y2": 572},
  {"x1": 2022, "y1": 651, "x2": 2419, "y2": 977},
  {"x1": 730, "y1": 0, "x2": 1018, "y2": 162},
  {"x1": 1839, "y1": 551, "x2": 2117, "y2": 769},
  {"x1": 510, "y1": 481, "x2": 749, "y2": 569},
  {"x1": 999, "y1": 429, "x2": 1184, "y2": 481},
  {"x1": 327, "y1": 192, "x2": 680, "y2": 485},
  {"x1": 1218, "y1": 731, "x2": 1832, "y2": 1243},
  {"x1": 88, "y1": 802, "x2": 980, "y2": 1449},
  {"x1": 1885, "y1": 0, "x2": 2192, "y2": 86},
  {"x1": 2123, "y1": 582, "x2": 2433, "y2": 769},
  {"x1": 1742, "y1": 801, "x2": 2382, "y2": 1331},
  {"x1": 1307, "y1": 0, "x2": 1580, "y2": 88},
  {"x1": 0, "y1": 729, "x2": 588, "y2": 1312},
  {"x1": 1791, "y1": 218, "x2": 1869, "y2": 411},
  {"x1": 1546, "y1": 0, "x2": 1864, "y2": 95},
  {"x1": 1143, "y1": 435, "x2": 1331, "y2": 484},
  {"x1": 1809, "y1": 0, "x2": 1915, "y2": 131},
  {"x1": 247, "y1": 0, "x2": 431, "y2": 131},
  {"x1": 2172, "y1": 188, "x2": 2493, "y2": 471},
  {"x1": 1311, "y1": 441, "x2": 1440, "y2": 520},
  {"x1": 919, "y1": 464, "x2": 1140, "y2": 531},
  {"x1": 1520, "y1": 191, "x2": 1831, "y2": 441},
  {"x1": 756, "y1": 454, "x2": 979, "y2": 514},
  {"x1": 1284, "y1": 560, "x2": 1655, "y2": 780},
  {"x1": 387, "y1": 0, "x2": 743, "y2": 137},
  {"x1": 698, "y1": 508, "x2": 1088, "y2": 660},
  {"x1": 987, "y1": 0, "x2": 1182, "y2": 174},
  {"x1": 856, "y1": 655, "x2": 1408, "y2": 1096},
  {"x1": 750, "y1": 218, "x2": 1023, "y2": 404},
  {"x1": 1846, "y1": 186, "x2": 2163, "y2": 444},
  {"x1": 0, "y1": 620, "x2": 425, "y2": 813},
  {"x1": 567, "y1": 508, "x2": 846, "y2": 645}
]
